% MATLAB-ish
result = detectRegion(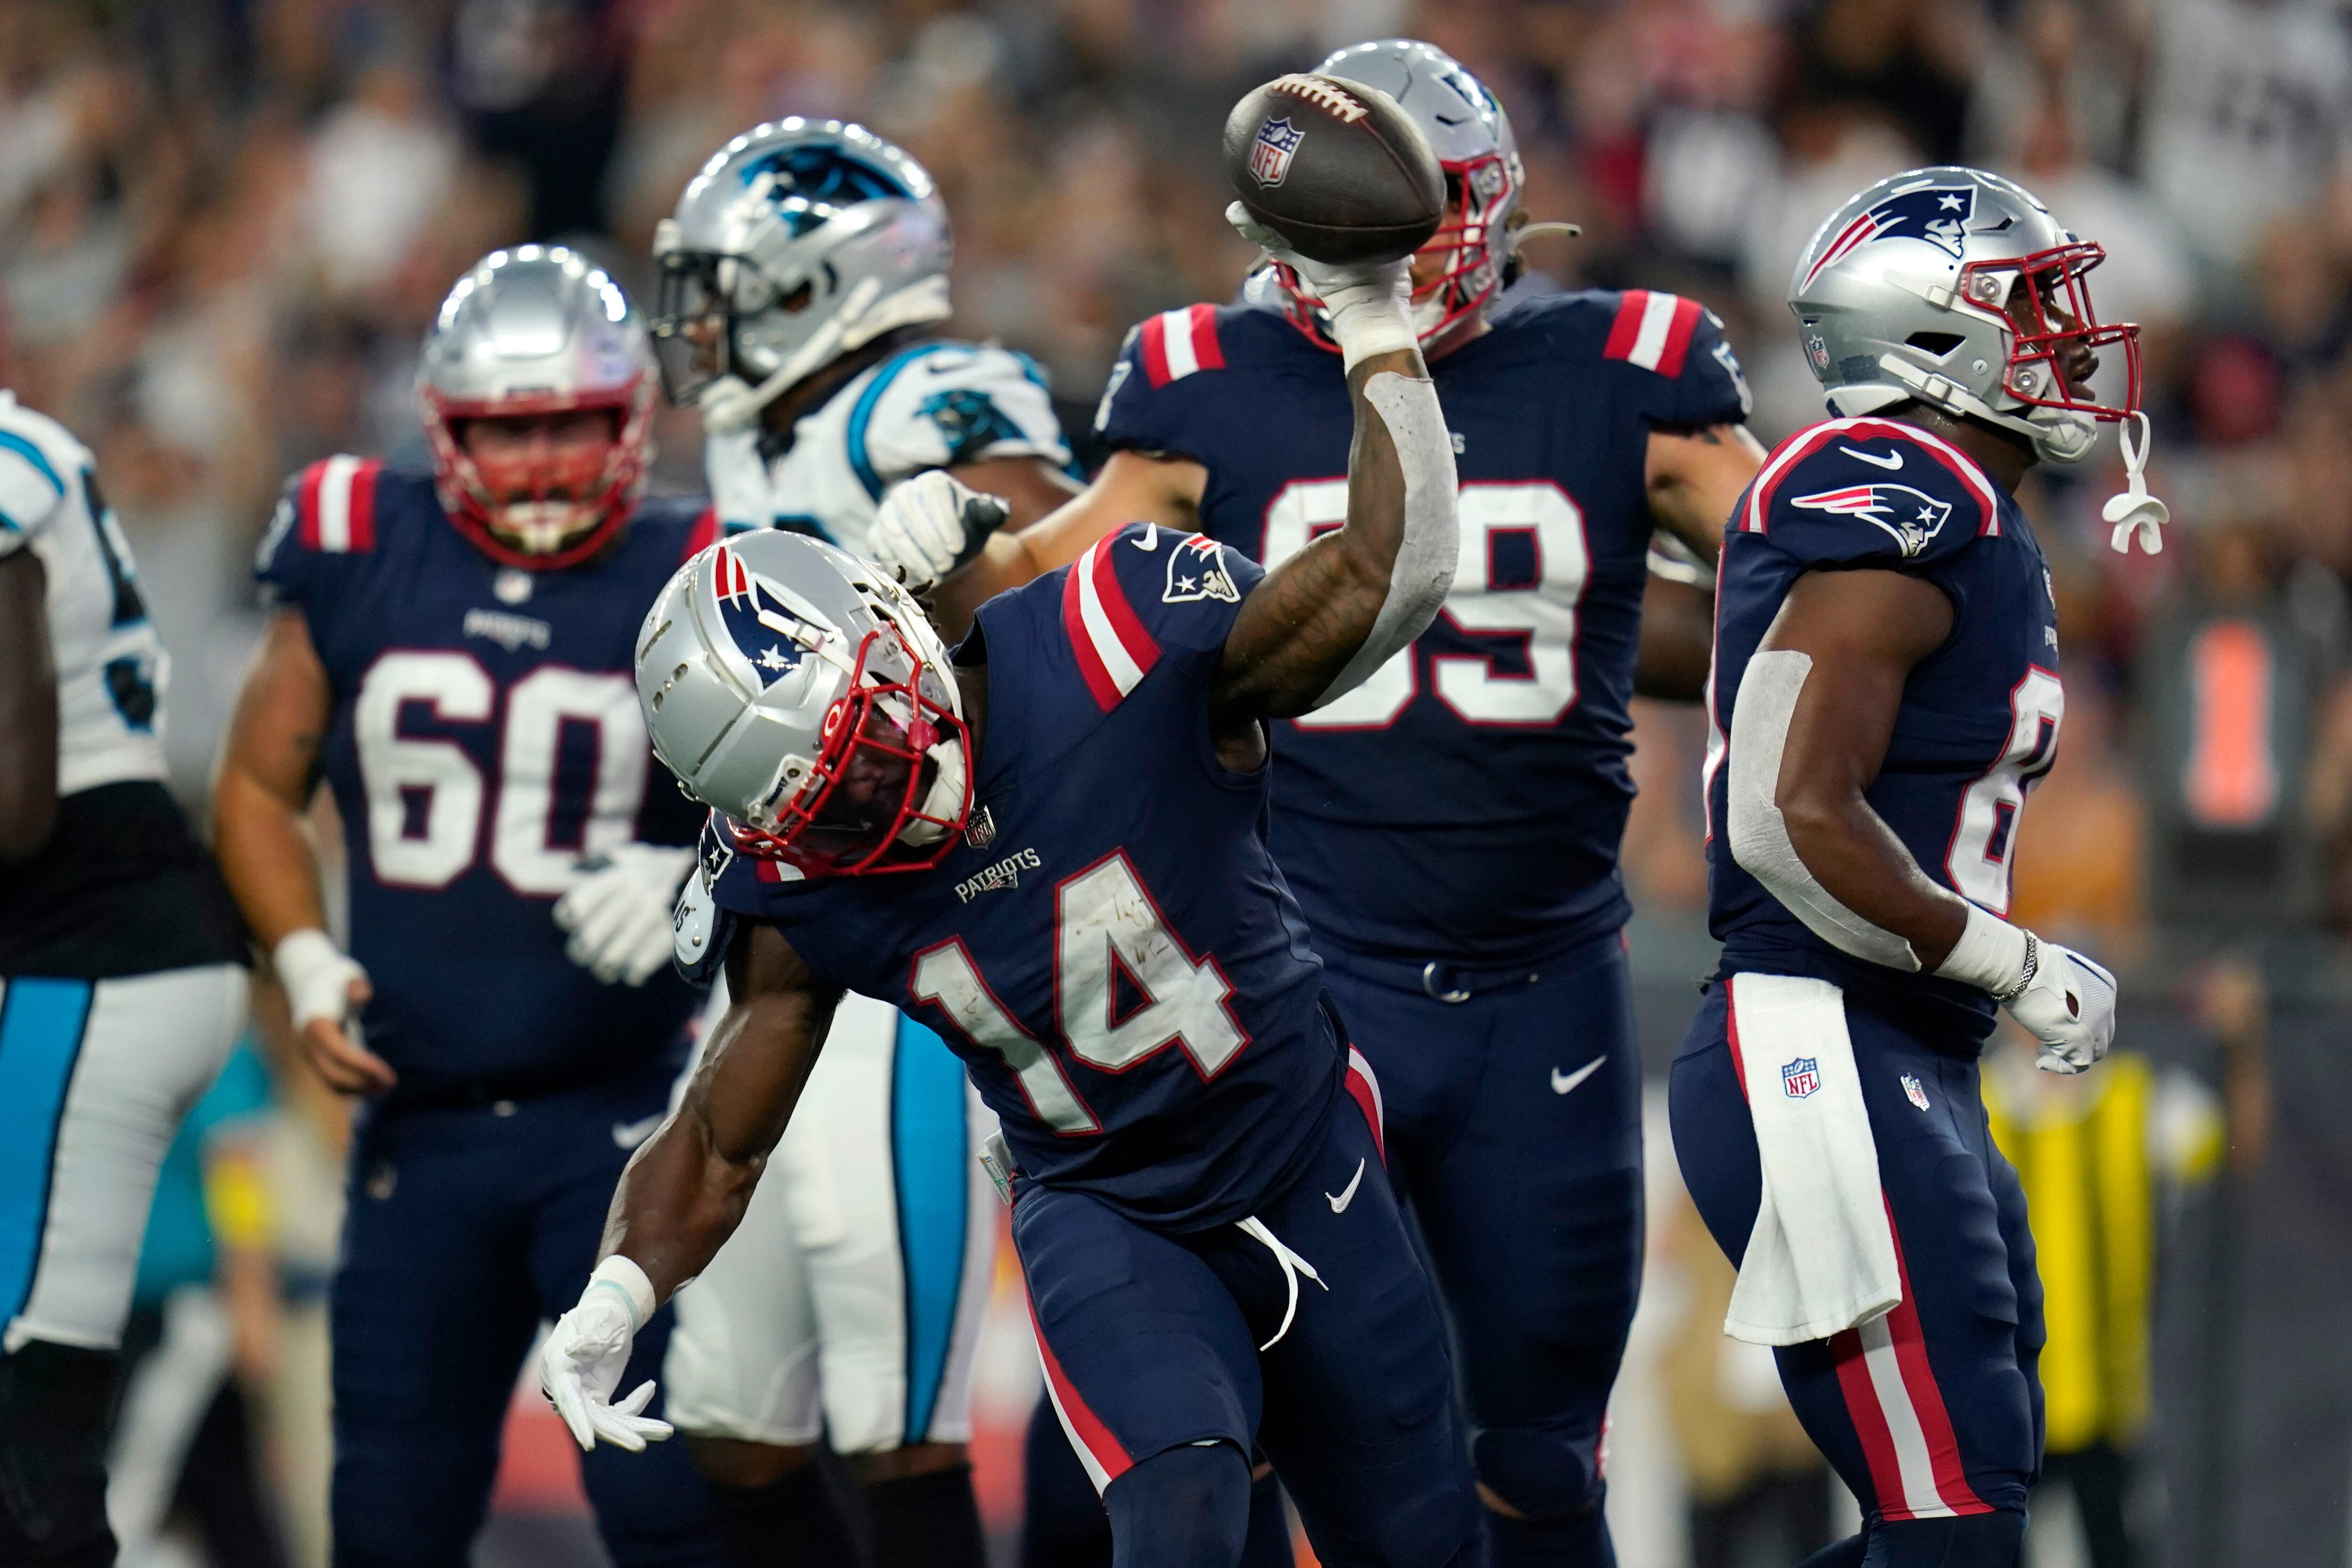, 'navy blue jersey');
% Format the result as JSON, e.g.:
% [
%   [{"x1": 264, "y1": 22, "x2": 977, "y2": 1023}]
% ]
[
  {"x1": 1702, "y1": 417, "x2": 2064, "y2": 1051},
  {"x1": 1096, "y1": 293, "x2": 1750, "y2": 966},
  {"x1": 709, "y1": 524, "x2": 1344, "y2": 1232},
  {"x1": 255, "y1": 459, "x2": 715, "y2": 1093}
]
